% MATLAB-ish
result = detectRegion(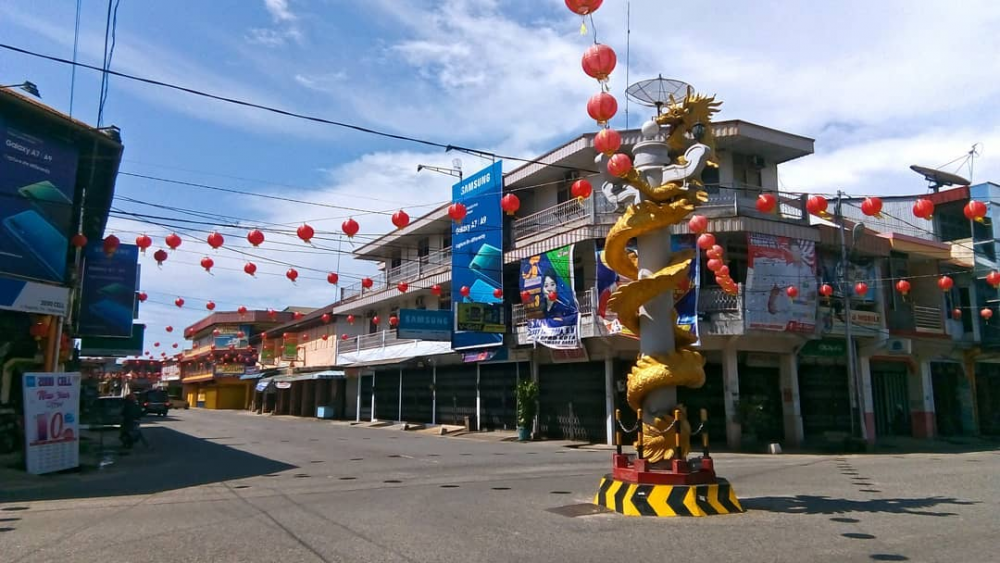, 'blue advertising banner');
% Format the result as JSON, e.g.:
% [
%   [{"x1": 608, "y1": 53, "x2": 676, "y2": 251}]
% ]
[
  {"x1": 451, "y1": 161, "x2": 504, "y2": 351},
  {"x1": 519, "y1": 244, "x2": 580, "y2": 349},
  {"x1": 595, "y1": 236, "x2": 699, "y2": 341},
  {"x1": 78, "y1": 243, "x2": 139, "y2": 338},
  {"x1": 0, "y1": 115, "x2": 79, "y2": 283},
  {"x1": 398, "y1": 309, "x2": 453, "y2": 341}
]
